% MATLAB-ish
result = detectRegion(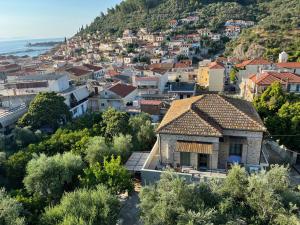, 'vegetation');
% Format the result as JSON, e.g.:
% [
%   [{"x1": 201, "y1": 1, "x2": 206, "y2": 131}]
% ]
[
  {"x1": 18, "y1": 92, "x2": 71, "y2": 130},
  {"x1": 254, "y1": 82, "x2": 300, "y2": 151},
  {"x1": 41, "y1": 185, "x2": 120, "y2": 225},
  {"x1": 23, "y1": 152, "x2": 84, "y2": 203},
  {"x1": 225, "y1": 0, "x2": 300, "y2": 60},
  {"x1": 0, "y1": 188, "x2": 25, "y2": 225},
  {"x1": 0, "y1": 106, "x2": 155, "y2": 224},
  {"x1": 139, "y1": 165, "x2": 300, "y2": 225},
  {"x1": 80, "y1": 0, "x2": 299, "y2": 60},
  {"x1": 80, "y1": 156, "x2": 134, "y2": 194}
]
